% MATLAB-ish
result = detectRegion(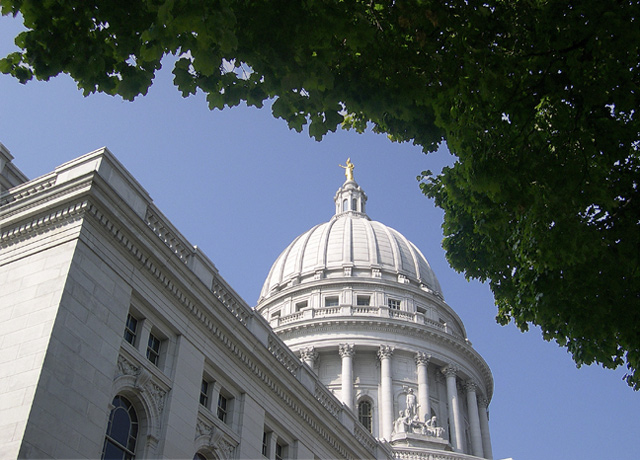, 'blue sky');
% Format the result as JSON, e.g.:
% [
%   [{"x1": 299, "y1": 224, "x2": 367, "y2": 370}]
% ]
[{"x1": 2, "y1": 14, "x2": 639, "y2": 460}]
